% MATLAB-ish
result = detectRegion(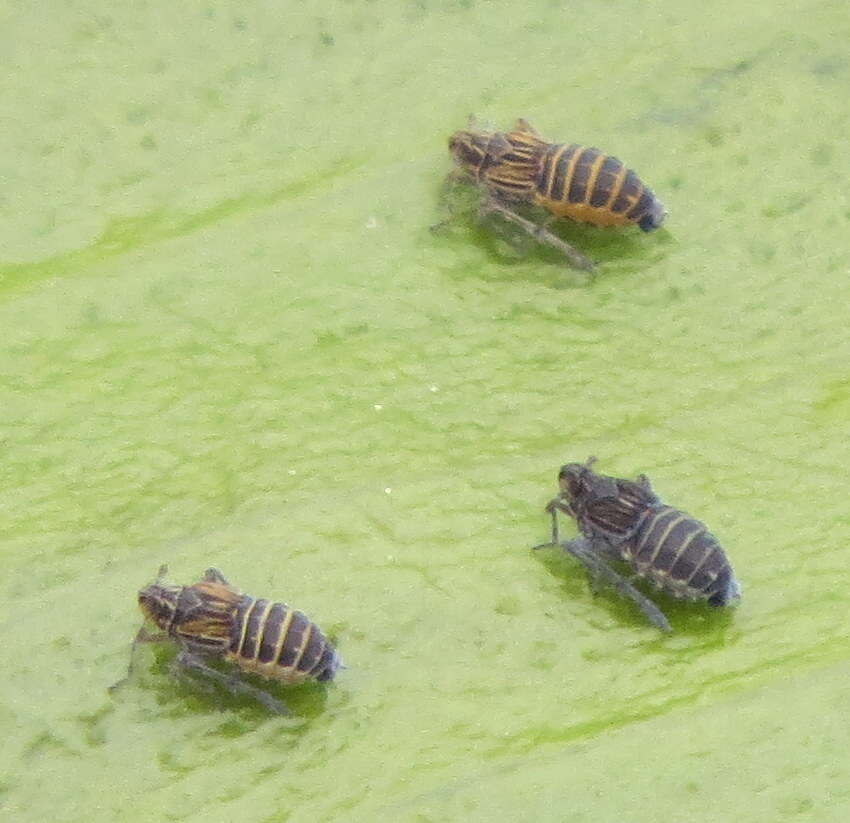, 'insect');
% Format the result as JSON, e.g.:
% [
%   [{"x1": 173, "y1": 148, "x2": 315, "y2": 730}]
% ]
[
  {"x1": 117, "y1": 566, "x2": 342, "y2": 714},
  {"x1": 448, "y1": 119, "x2": 666, "y2": 270},
  {"x1": 535, "y1": 458, "x2": 740, "y2": 632}
]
